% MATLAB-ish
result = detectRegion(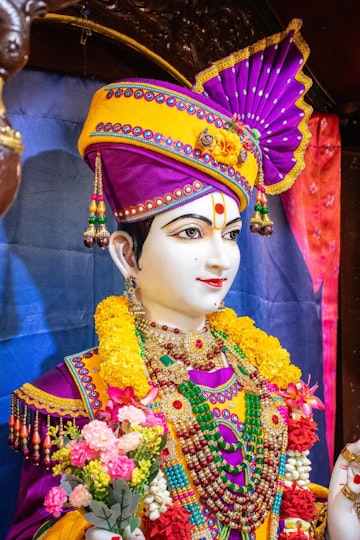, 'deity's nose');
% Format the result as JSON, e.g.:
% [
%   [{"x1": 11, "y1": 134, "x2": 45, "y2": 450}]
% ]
[{"x1": 206, "y1": 235, "x2": 231, "y2": 271}]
